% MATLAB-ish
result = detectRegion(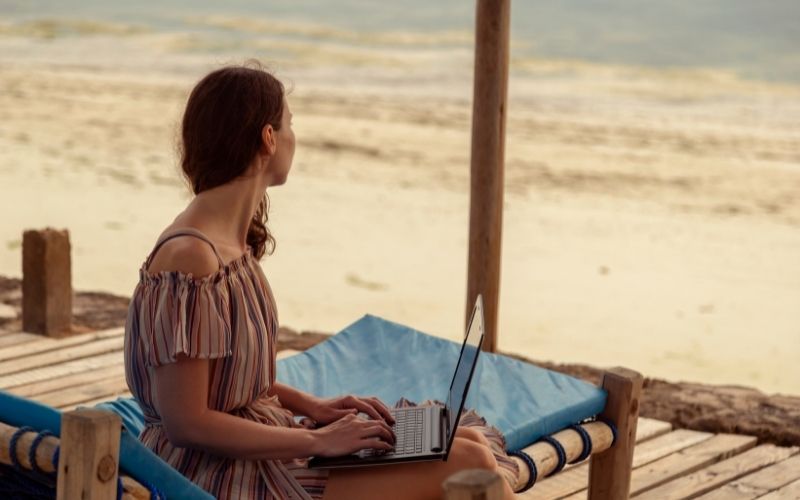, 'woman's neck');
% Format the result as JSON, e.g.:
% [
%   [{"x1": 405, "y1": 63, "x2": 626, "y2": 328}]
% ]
[{"x1": 181, "y1": 173, "x2": 269, "y2": 252}]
